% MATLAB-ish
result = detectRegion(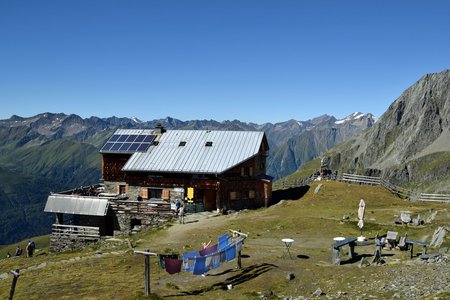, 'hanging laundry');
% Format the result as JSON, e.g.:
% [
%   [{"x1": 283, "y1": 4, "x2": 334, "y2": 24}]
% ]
[
  {"x1": 211, "y1": 252, "x2": 221, "y2": 269},
  {"x1": 205, "y1": 255, "x2": 213, "y2": 272},
  {"x1": 218, "y1": 233, "x2": 230, "y2": 250},
  {"x1": 164, "y1": 258, "x2": 183, "y2": 275},
  {"x1": 183, "y1": 251, "x2": 198, "y2": 272},
  {"x1": 225, "y1": 242, "x2": 236, "y2": 261},
  {"x1": 193, "y1": 256, "x2": 207, "y2": 275},
  {"x1": 219, "y1": 249, "x2": 226, "y2": 263},
  {"x1": 236, "y1": 237, "x2": 244, "y2": 252},
  {"x1": 158, "y1": 254, "x2": 179, "y2": 269},
  {"x1": 199, "y1": 243, "x2": 218, "y2": 256}
]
